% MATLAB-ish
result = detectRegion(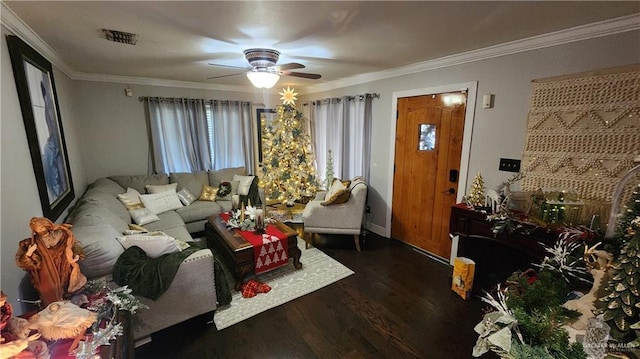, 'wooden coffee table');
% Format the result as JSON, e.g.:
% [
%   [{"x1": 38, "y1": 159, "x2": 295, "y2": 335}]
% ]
[{"x1": 205, "y1": 215, "x2": 302, "y2": 291}]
